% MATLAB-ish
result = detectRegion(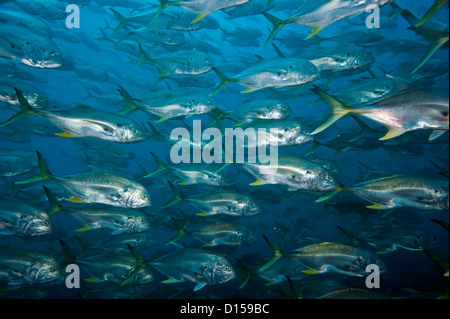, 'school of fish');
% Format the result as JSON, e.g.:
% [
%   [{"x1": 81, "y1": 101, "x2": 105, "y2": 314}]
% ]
[{"x1": 0, "y1": 0, "x2": 449, "y2": 299}]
